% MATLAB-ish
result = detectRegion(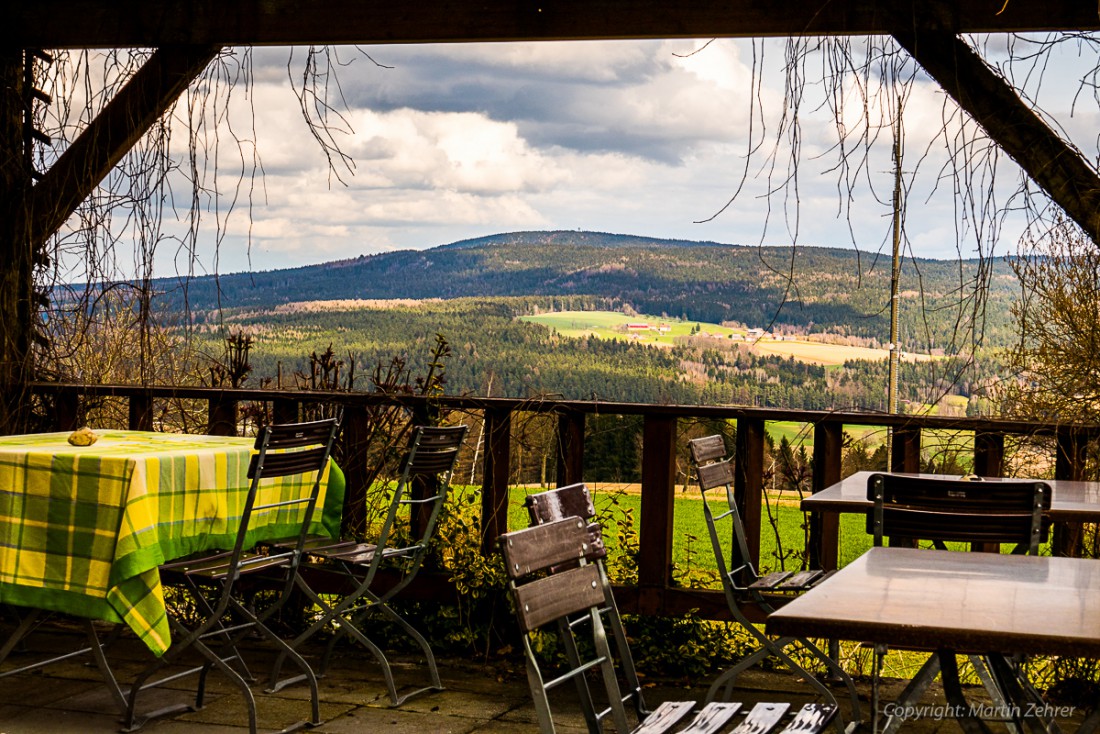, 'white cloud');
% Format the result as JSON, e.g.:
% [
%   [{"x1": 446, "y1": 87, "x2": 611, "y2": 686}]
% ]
[{"x1": 49, "y1": 36, "x2": 1100, "y2": 278}]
